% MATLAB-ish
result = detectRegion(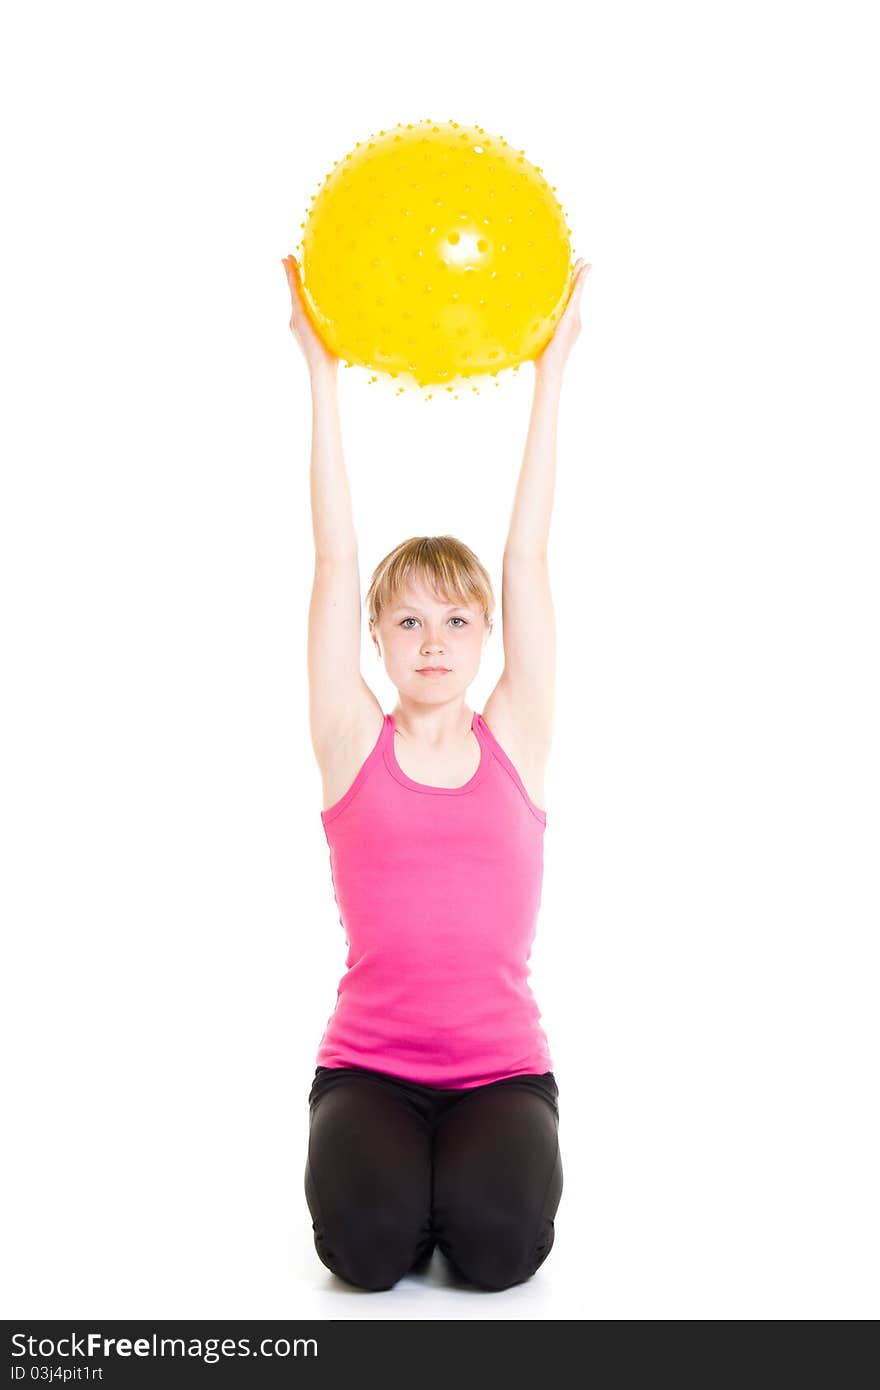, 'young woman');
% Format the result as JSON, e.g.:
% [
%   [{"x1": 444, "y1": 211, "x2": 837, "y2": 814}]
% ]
[{"x1": 283, "y1": 252, "x2": 590, "y2": 1292}]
